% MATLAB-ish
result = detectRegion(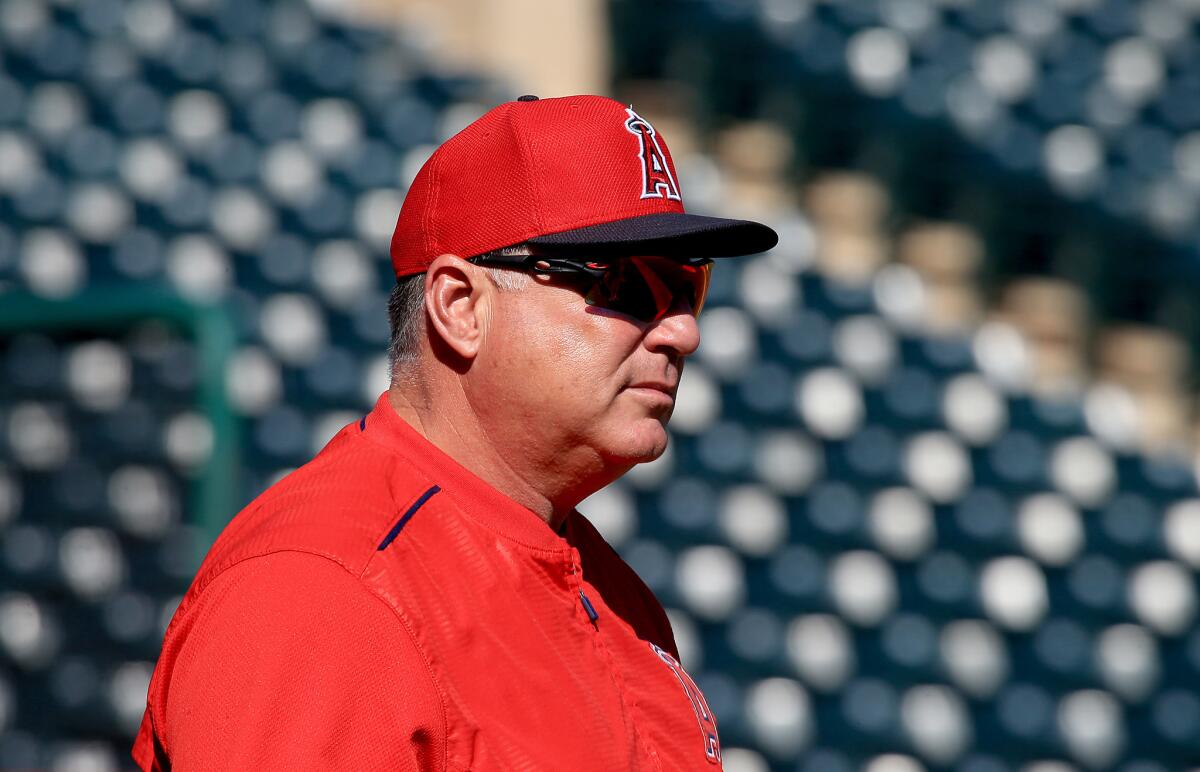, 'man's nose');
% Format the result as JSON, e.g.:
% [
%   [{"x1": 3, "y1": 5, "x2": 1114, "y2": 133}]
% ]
[{"x1": 645, "y1": 307, "x2": 701, "y2": 357}]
